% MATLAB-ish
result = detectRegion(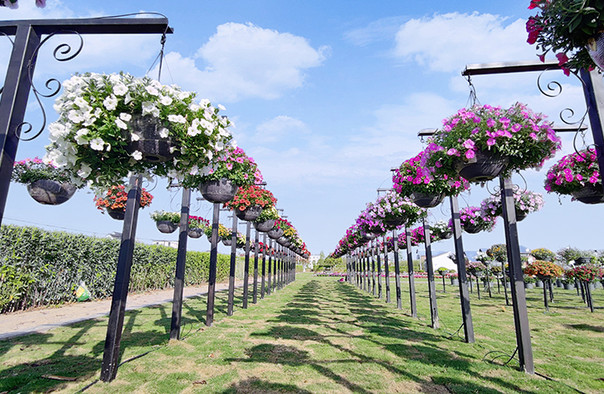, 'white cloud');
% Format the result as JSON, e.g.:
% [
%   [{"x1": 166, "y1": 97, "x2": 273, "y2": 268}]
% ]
[
  {"x1": 393, "y1": 12, "x2": 535, "y2": 73},
  {"x1": 158, "y1": 22, "x2": 328, "y2": 102},
  {"x1": 254, "y1": 115, "x2": 309, "y2": 142},
  {"x1": 344, "y1": 16, "x2": 405, "y2": 46}
]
